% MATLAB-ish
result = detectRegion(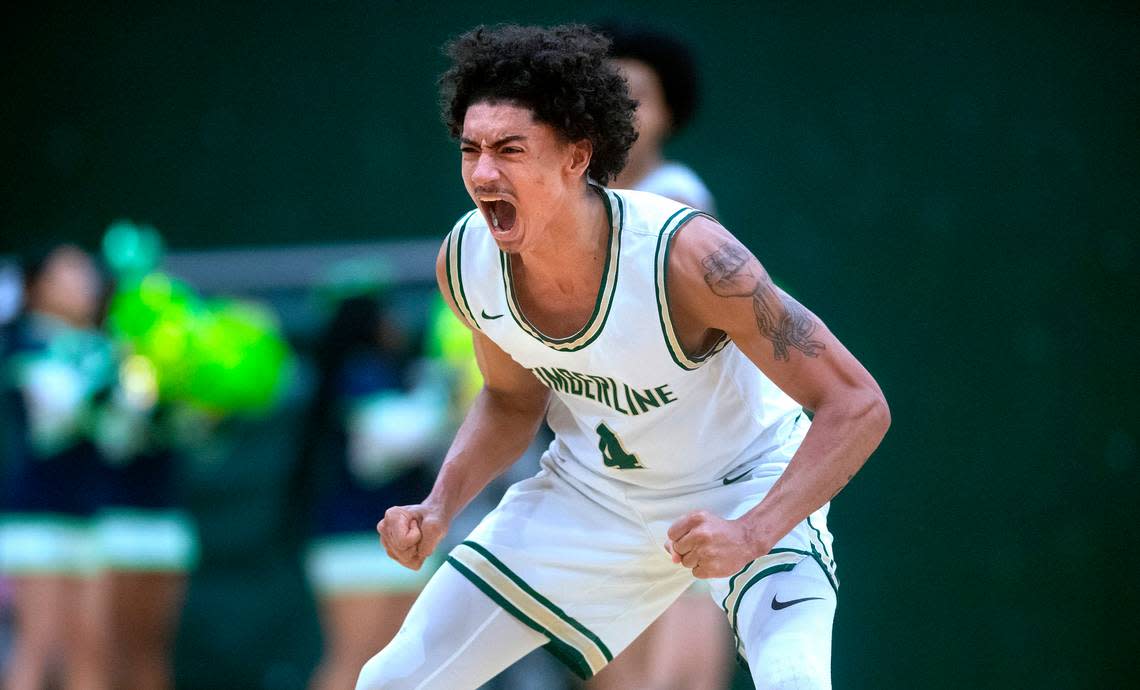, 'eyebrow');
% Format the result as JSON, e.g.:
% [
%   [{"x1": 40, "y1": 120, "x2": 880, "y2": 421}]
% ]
[{"x1": 459, "y1": 135, "x2": 528, "y2": 148}]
